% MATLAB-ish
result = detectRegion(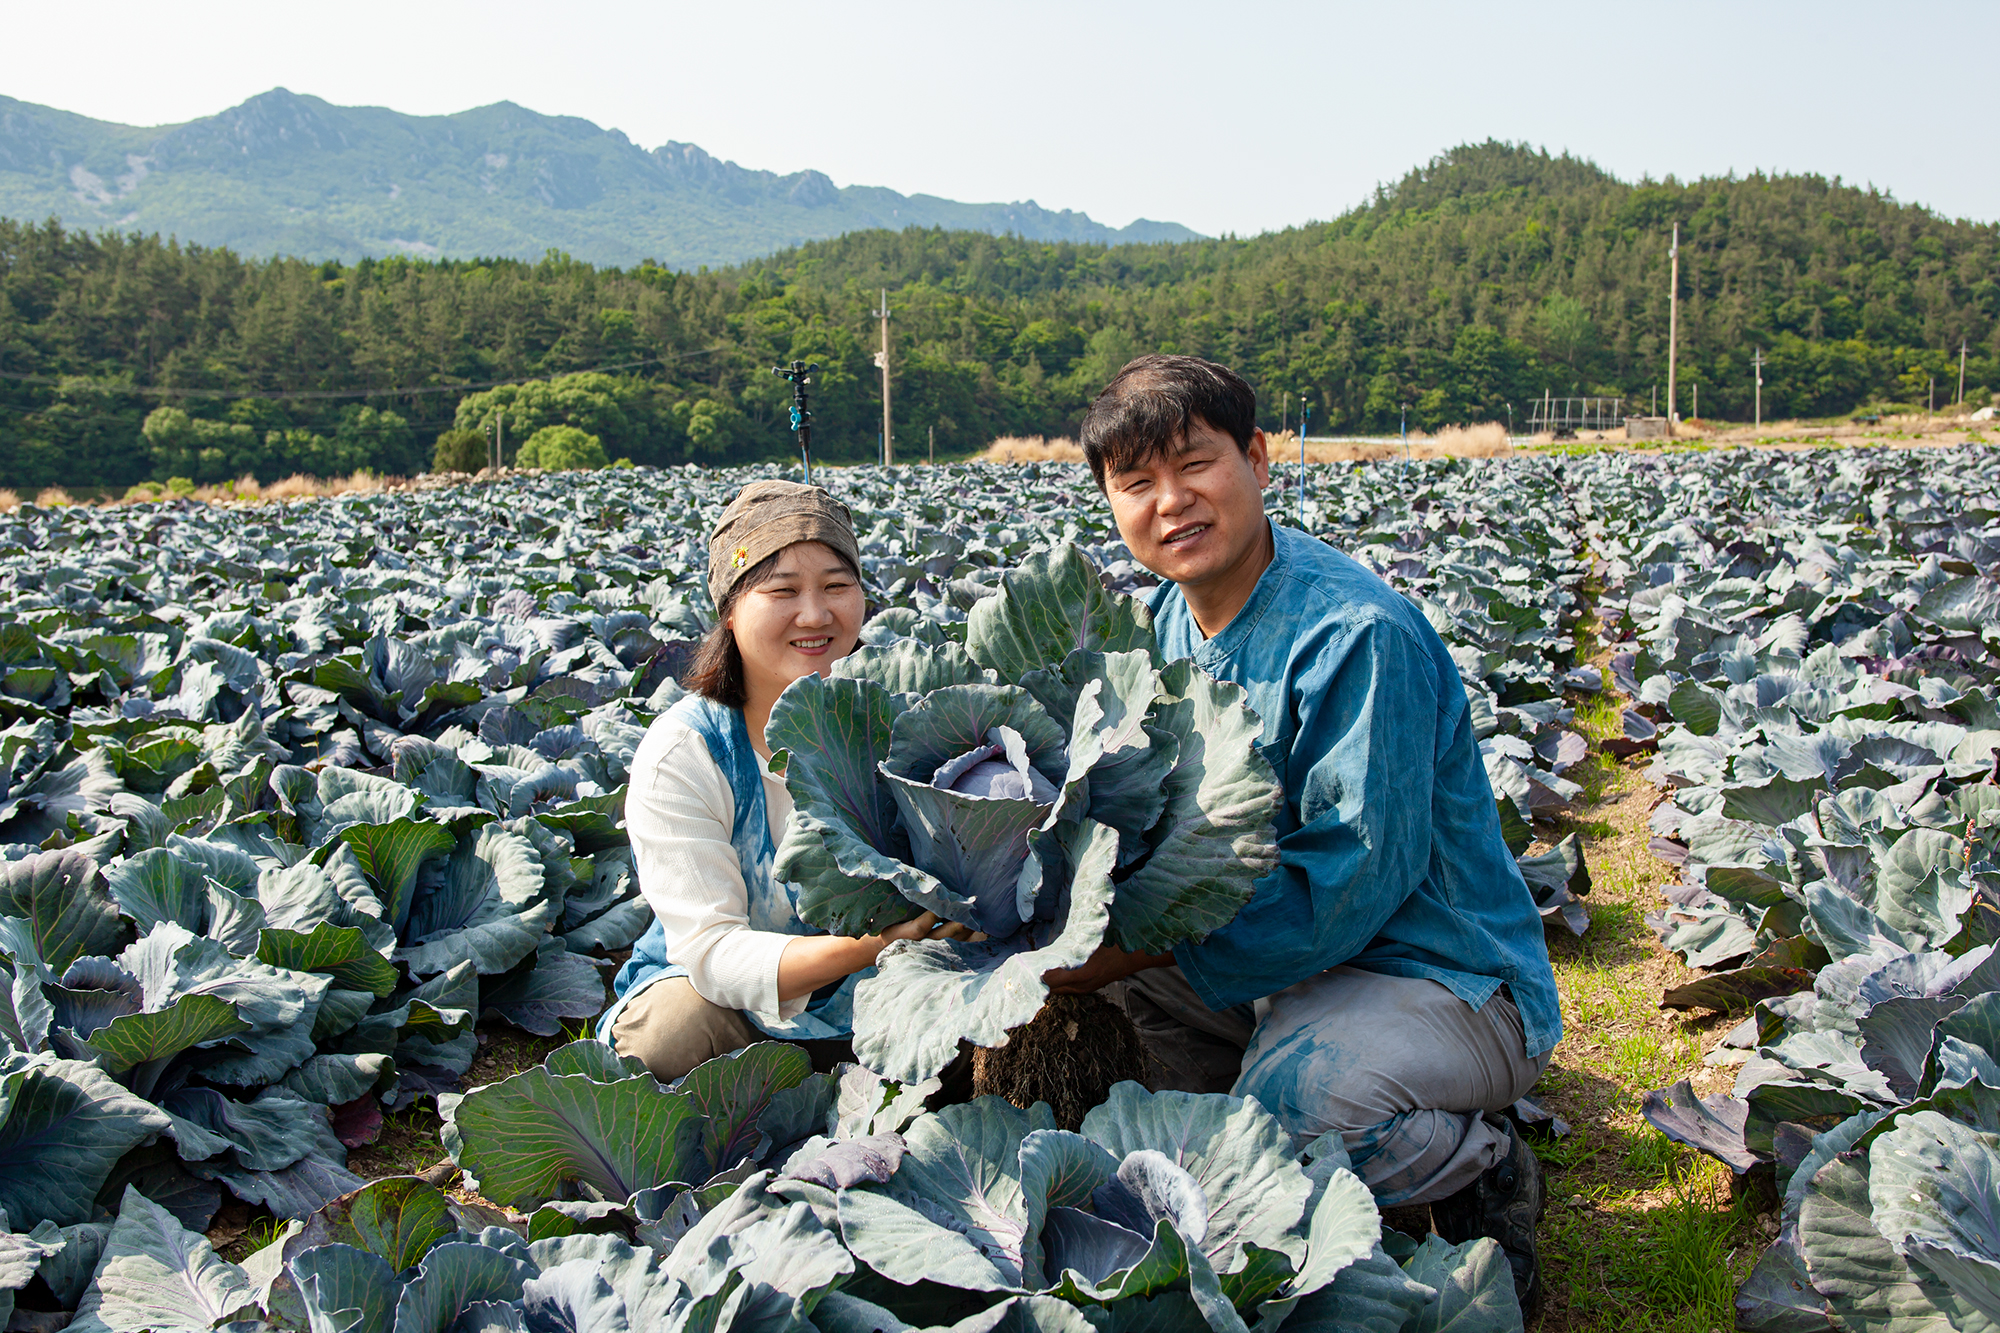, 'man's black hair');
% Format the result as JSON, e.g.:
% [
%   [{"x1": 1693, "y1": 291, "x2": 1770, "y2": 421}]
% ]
[{"x1": 1078, "y1": 354, "x2": 1258, "y2": 488}]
